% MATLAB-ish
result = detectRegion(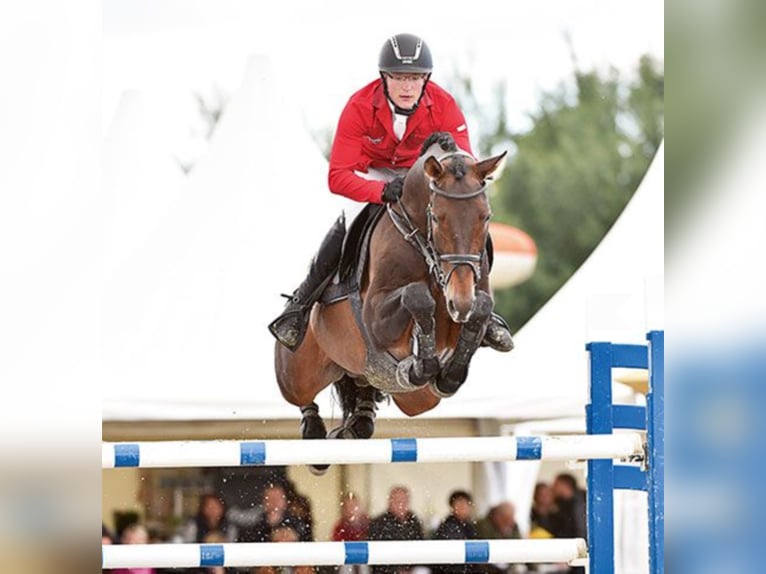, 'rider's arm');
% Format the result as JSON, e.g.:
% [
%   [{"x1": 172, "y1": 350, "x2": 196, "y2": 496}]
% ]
[{"x1": 328, "y1": 101, "x2": 387, "y2": 204}]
